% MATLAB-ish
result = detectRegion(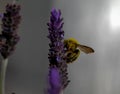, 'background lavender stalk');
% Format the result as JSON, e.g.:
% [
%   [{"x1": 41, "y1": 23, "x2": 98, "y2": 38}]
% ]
[
  {"x1": 47, "y1": 9, "x2": 70, "y2": 94},
  {"x1": 0, "y1": 59, "x2": 8, "y2": 94},
  {"x1": 0, "y1": 3, "x2": 21, "y2": 94}
]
